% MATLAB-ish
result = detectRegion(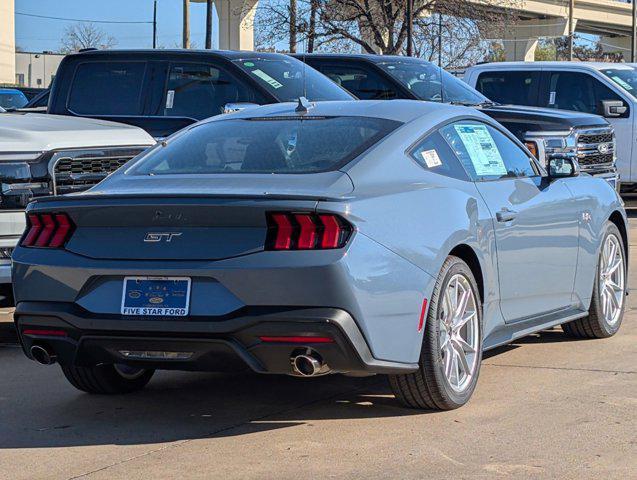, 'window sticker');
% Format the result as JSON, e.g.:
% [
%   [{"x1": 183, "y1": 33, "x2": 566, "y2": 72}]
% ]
[
  {"x1": 420, "y1": 149, "x2": 442, "y2": 168},
  {"x1": 453, "y1": 124, "x2": 507, "y2": 177},
  {"x1": 165, "y1": 90, "x2": 175, "y2": 109},
  {"x1": 251, "y1": 69, "x2": 283, "y2": 89},
  {"x1": 612, "y1": 76, "x2": 633, "y2": 91}
]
